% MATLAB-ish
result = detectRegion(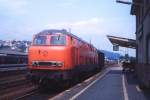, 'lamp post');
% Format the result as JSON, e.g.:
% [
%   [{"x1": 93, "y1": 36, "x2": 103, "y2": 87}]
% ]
[{"x1": 116, "y1": 0, "x2": 143, "y2": 6}]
